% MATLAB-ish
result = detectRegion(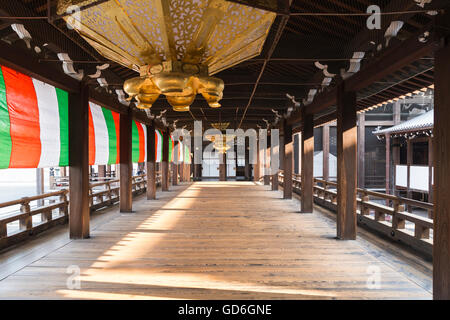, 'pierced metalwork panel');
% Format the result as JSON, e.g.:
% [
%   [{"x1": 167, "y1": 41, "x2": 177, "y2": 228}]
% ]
[{"x1": 61, "y1": 0, "x2": 275, "y2": 74}]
